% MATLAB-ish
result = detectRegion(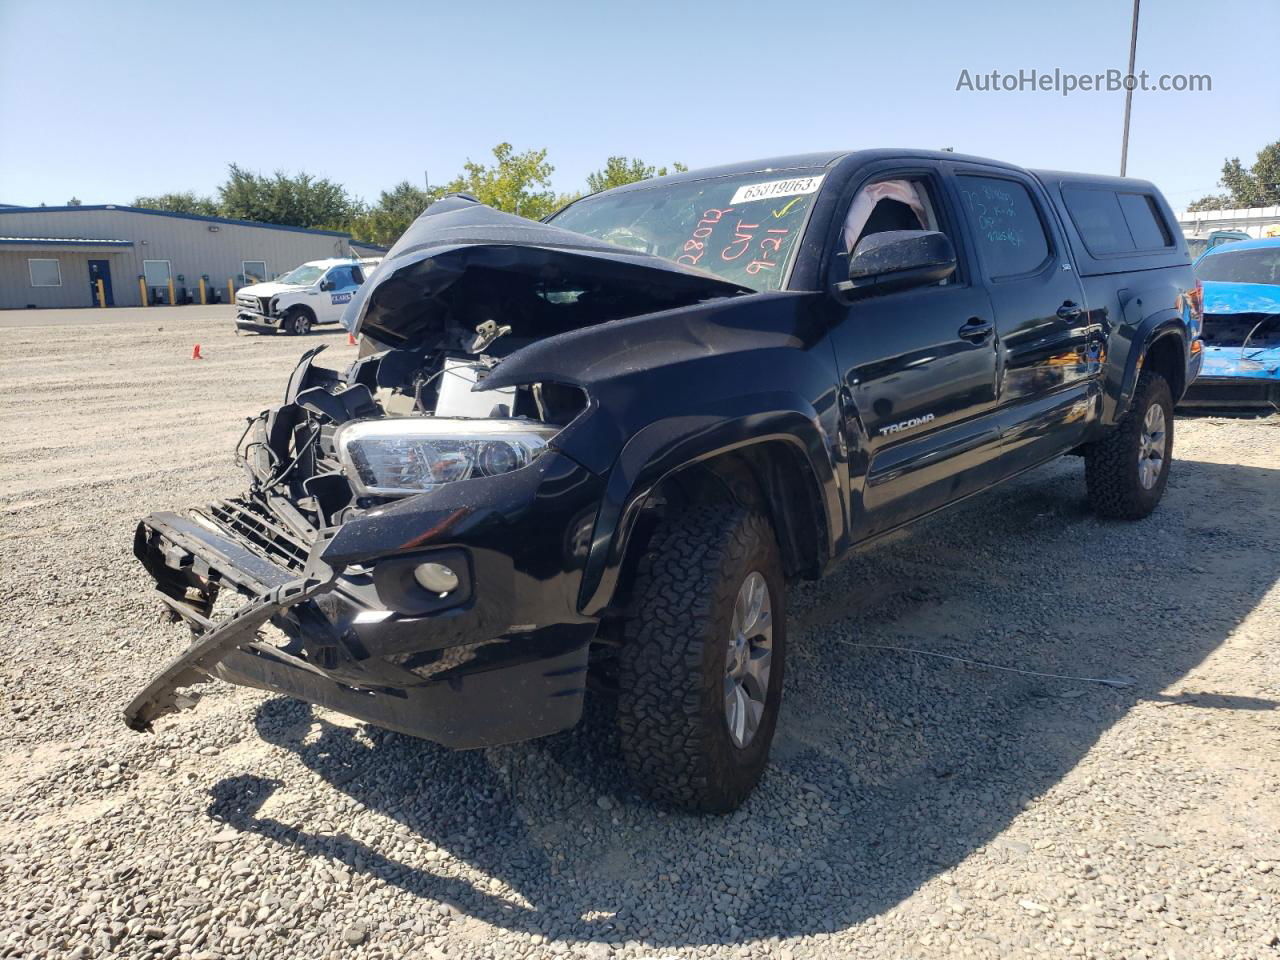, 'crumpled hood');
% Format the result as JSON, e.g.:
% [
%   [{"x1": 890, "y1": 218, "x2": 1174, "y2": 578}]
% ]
[
  {"x1": 238, "y1": 281, "x2": 296, "y2": 300},
  {"x1": 1201, "y1": 281, "x2": 1280, "y2": 315},
  {"x1": 340, "y1": 195, "x2": 749, "y2": 343}
]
